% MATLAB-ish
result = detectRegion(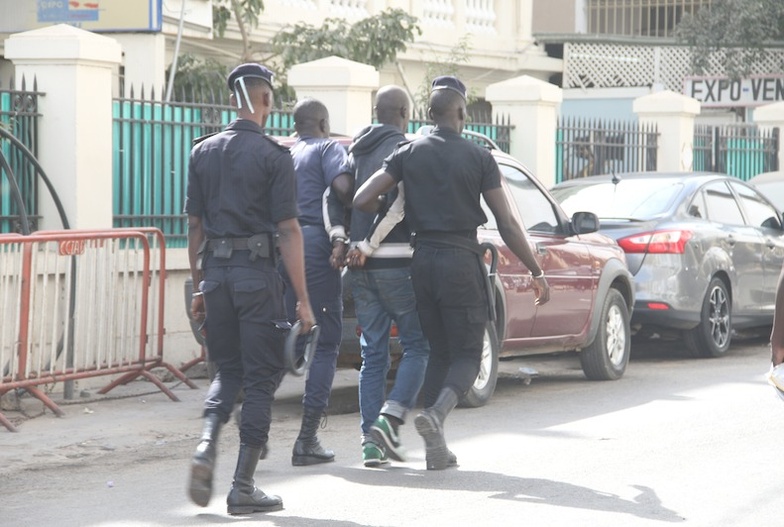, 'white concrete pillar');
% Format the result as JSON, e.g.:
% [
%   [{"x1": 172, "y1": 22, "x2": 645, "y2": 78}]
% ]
[
  {"x1": 753, "y1": 101, "x2": 784, "y2": 171},
  {"x1": 485, "y1": 75, "x2": 563, "y2": 188},
  {"x1": 288, "y1": 56, "x2": 379, "y2": 137},
  {"x1": 112, "y1": 33, "x2": 167, "y2": 97},
  {"x1": 5, "y1": 24, "x2": 121, "y2": 231},
  {"x1": 633, "y1": 90, "x2": 701, "y2": 172}
]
